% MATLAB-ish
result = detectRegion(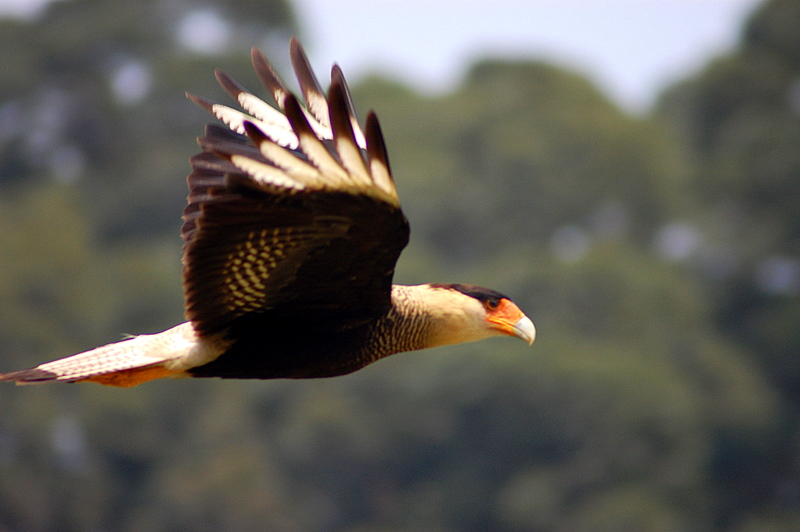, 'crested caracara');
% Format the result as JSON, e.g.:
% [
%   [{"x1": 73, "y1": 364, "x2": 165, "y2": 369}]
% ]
[{"x1": 0, "y1": 39, "x2": 535, "y2": 387}]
